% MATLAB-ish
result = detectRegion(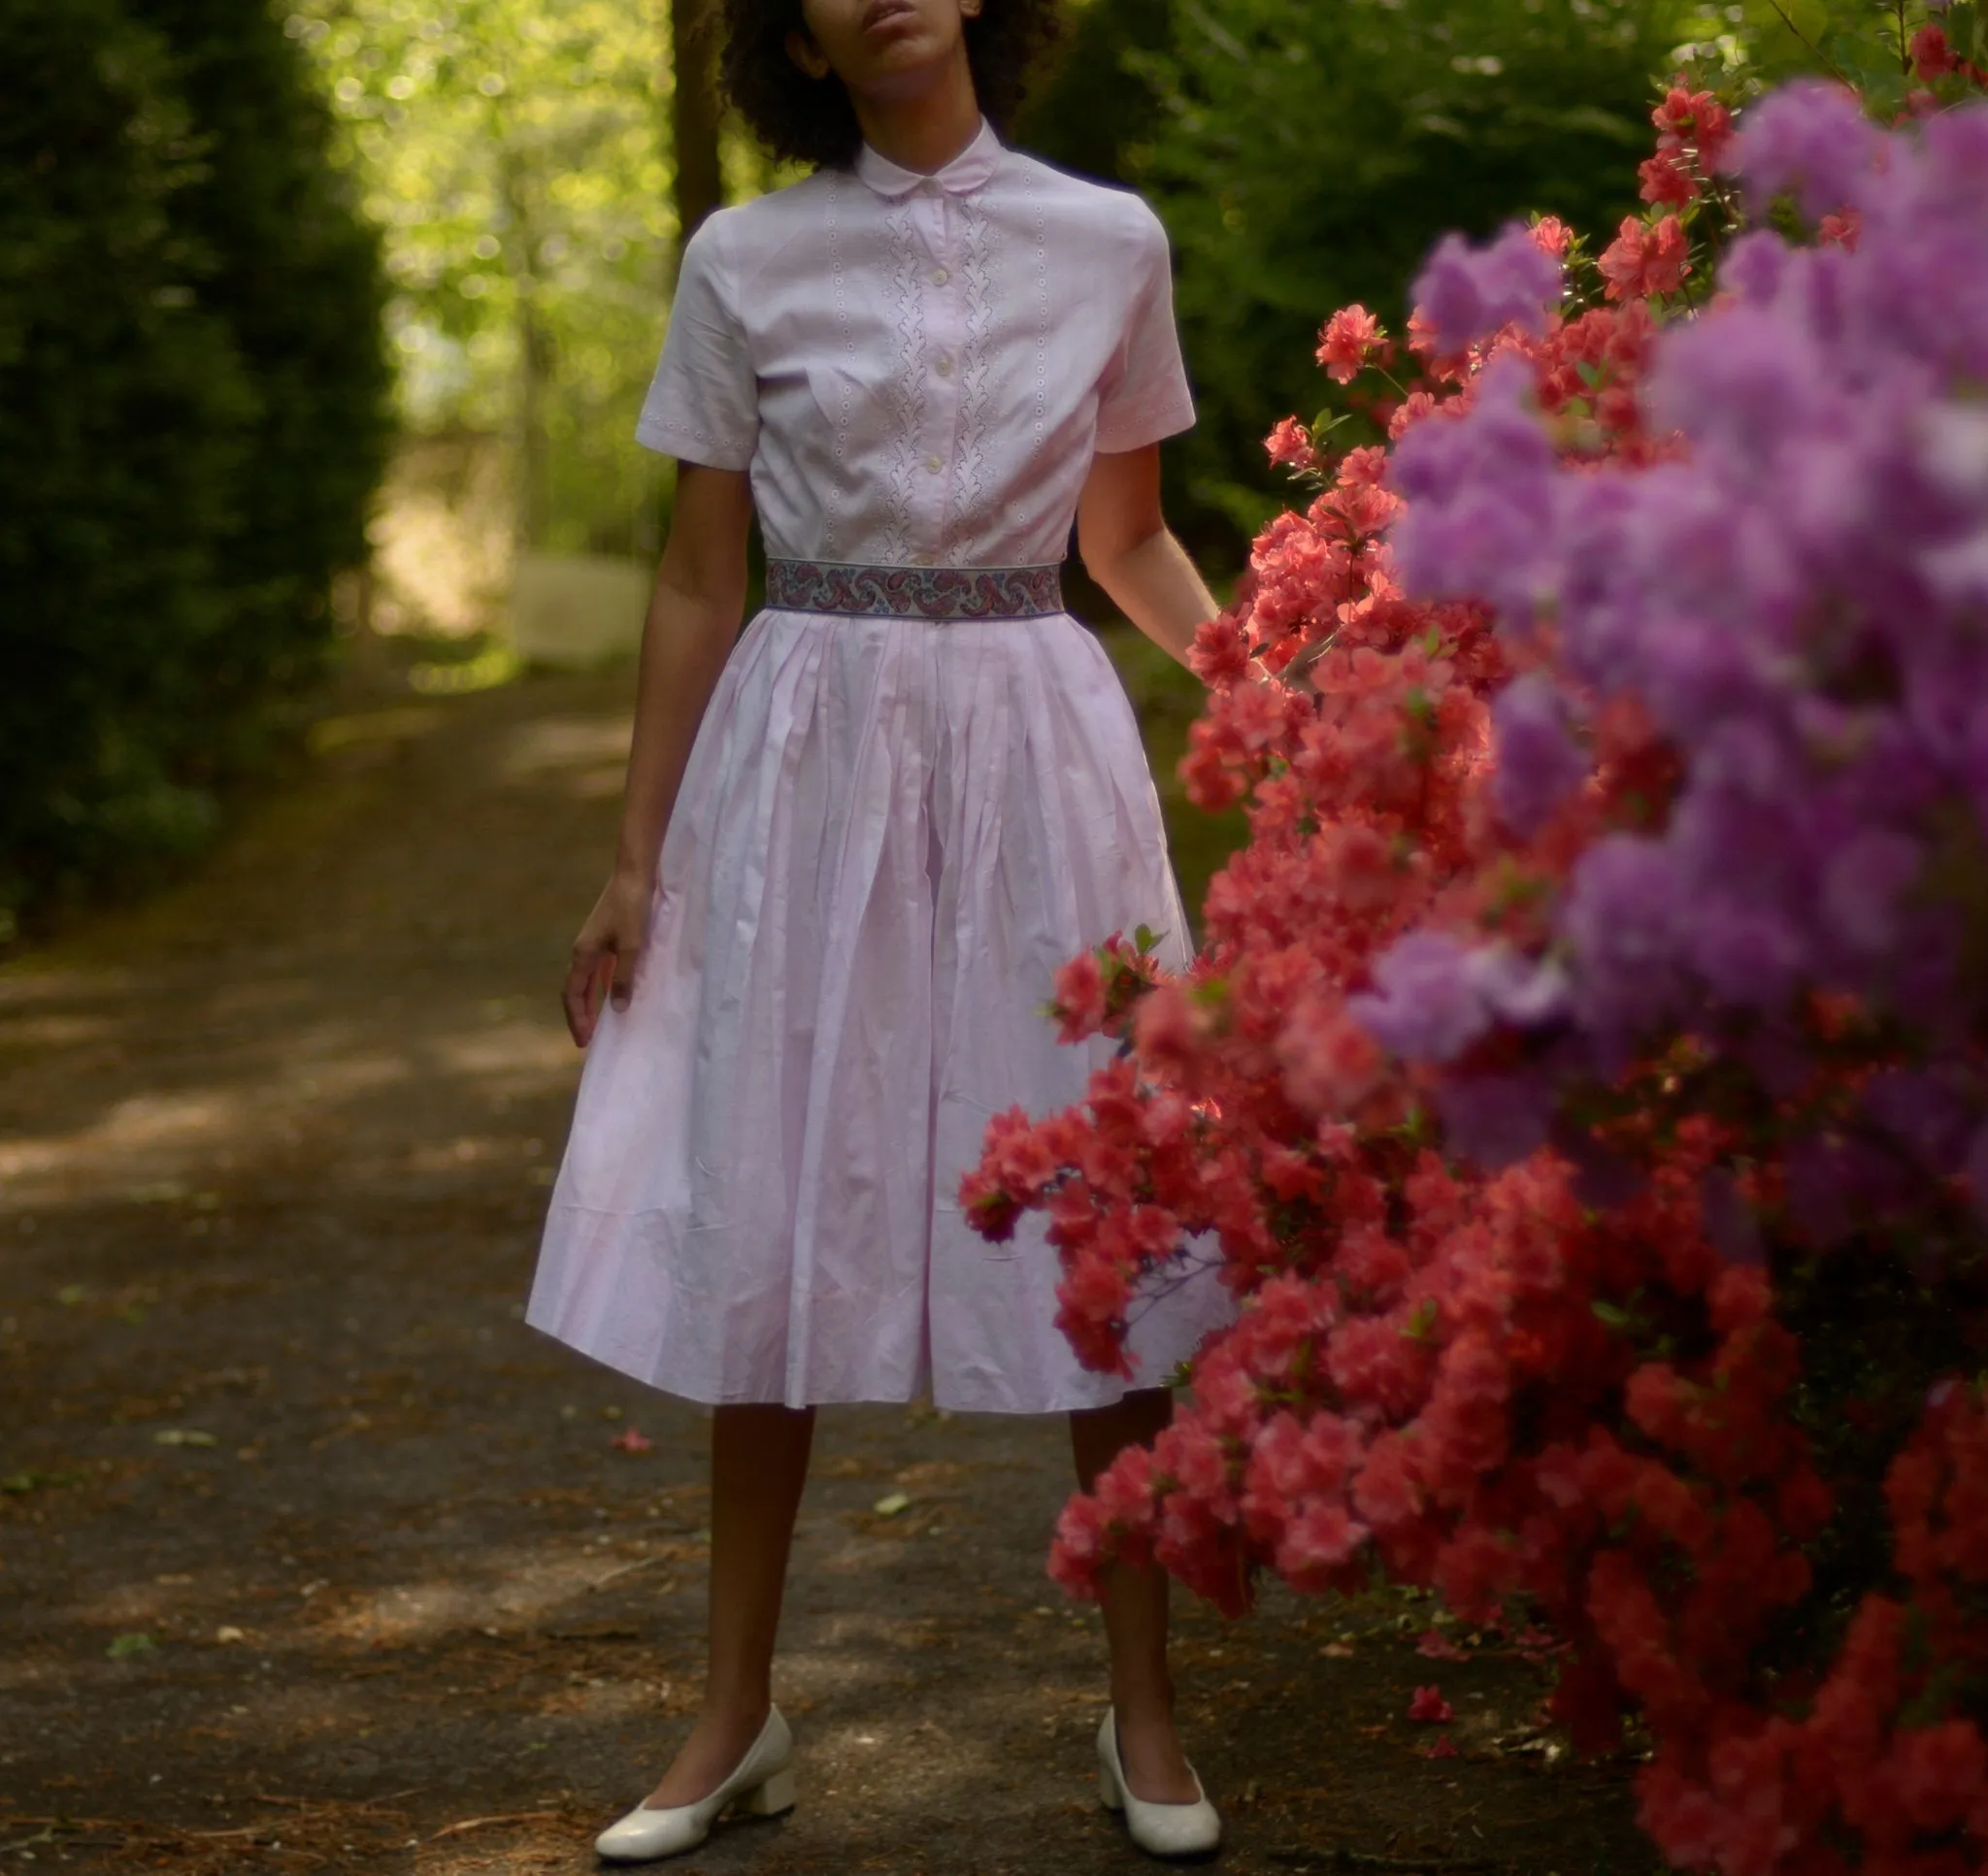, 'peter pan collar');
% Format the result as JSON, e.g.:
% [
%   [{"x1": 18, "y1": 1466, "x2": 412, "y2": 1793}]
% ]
[{"x1": 853, "y1": 116, "x2": 1003, "y2": 197}]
